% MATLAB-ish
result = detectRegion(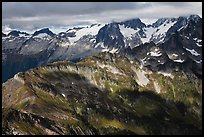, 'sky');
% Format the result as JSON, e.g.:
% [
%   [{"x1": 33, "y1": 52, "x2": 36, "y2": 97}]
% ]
[{"x1": 2, "y1": 2, "x2": 202, "y2": 34}]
